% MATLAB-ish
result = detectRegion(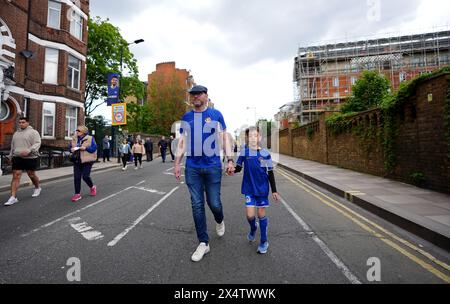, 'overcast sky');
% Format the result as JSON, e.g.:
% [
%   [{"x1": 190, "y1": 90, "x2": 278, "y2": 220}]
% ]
[{"x1": 90, "y1": 0, "x2": 450, "y2": 133}]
